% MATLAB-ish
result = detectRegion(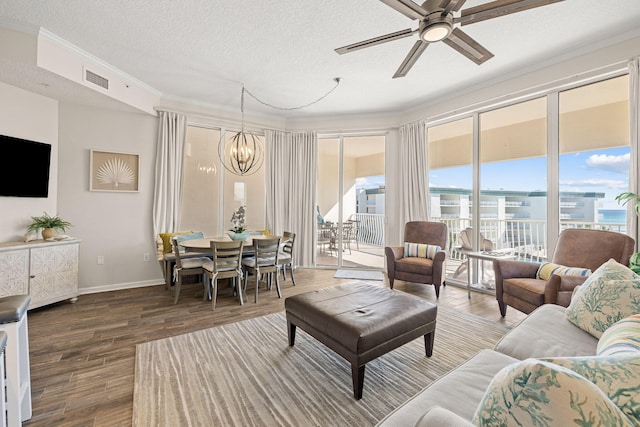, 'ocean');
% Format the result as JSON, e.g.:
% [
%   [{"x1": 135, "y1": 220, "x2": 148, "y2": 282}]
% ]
[{"x1": 598, "y1": 209, "x2": 627, "y2": 225}]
